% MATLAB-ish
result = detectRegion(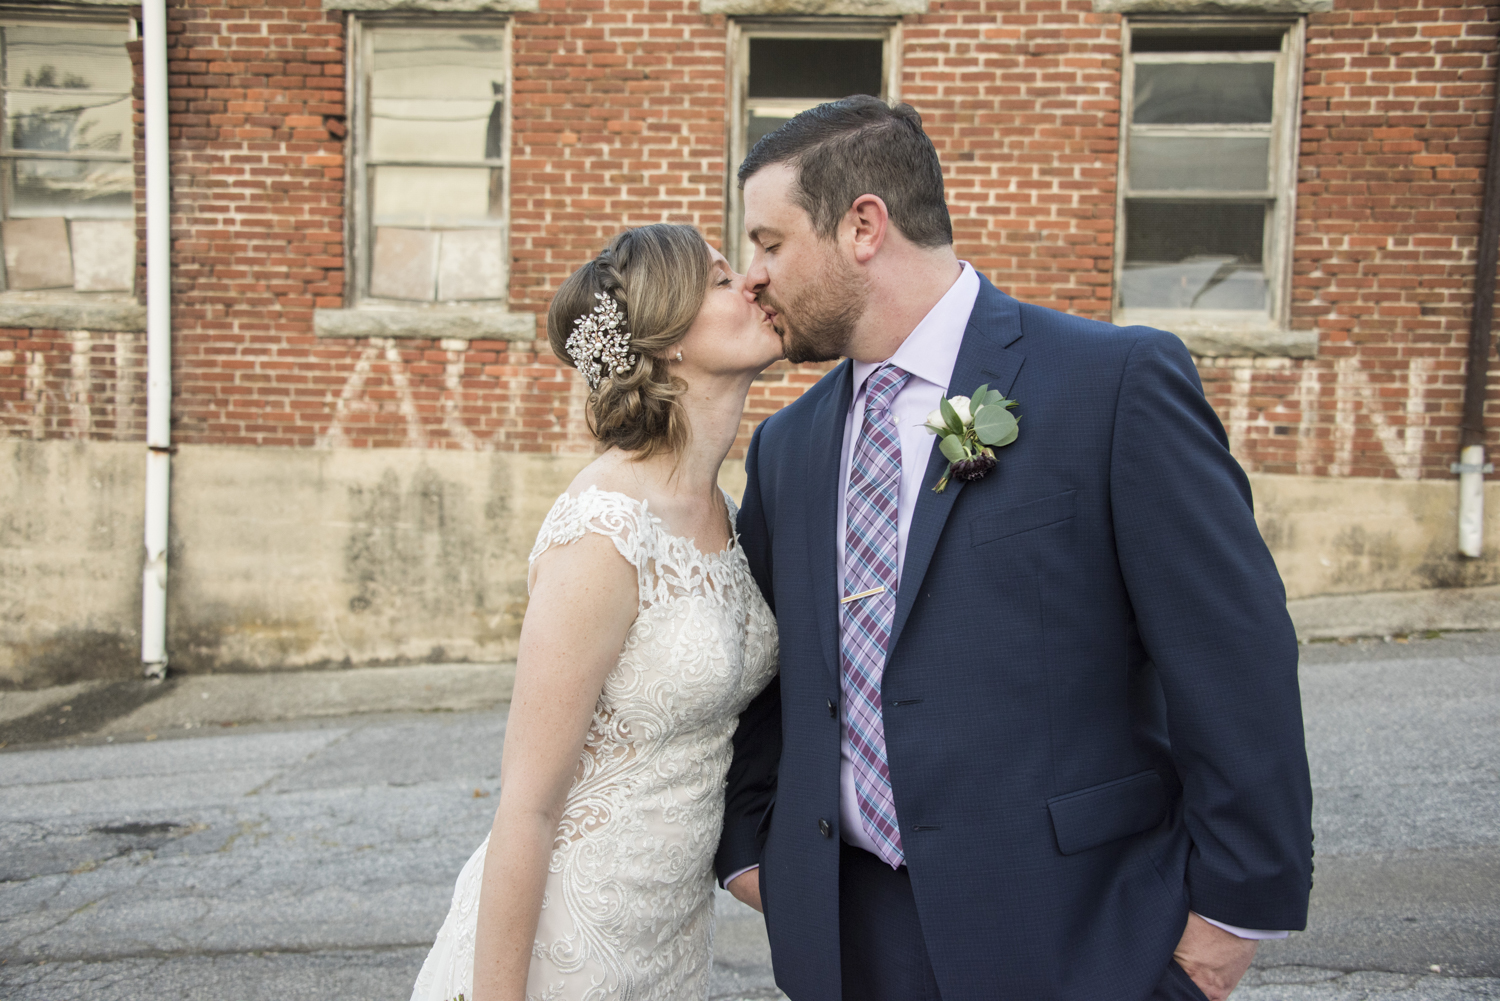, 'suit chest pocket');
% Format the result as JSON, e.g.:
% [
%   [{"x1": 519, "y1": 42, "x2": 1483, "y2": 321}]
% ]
[{"x1": 971, "y1": 489, "x2": 1077, "y2": 547}]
